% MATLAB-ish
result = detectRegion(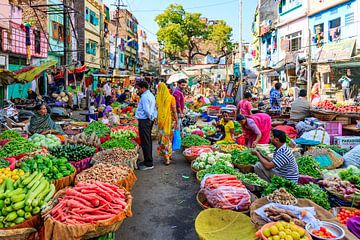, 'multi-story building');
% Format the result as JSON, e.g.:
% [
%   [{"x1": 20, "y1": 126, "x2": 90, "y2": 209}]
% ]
[
  {"x1": 75, "y1": 0, "x2": 103, "y2": 71},
  {"x1": 138, "y1": 30, "x2": 150, "y2": 73},
  {"x1": 149, "y1": 41, "x2": 161, "y2": 75},
  {"x1": 100, "y1": 4, "x2": 110, "y2": 70}
]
